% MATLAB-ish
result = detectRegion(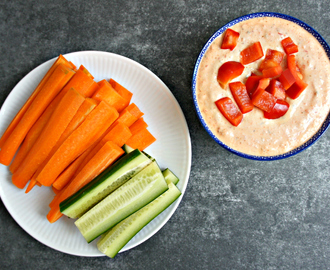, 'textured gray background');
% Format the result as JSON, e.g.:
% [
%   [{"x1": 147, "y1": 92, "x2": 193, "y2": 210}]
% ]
[{"x1": 1, "y1": 1, "x2": 330, "y2": 269}]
